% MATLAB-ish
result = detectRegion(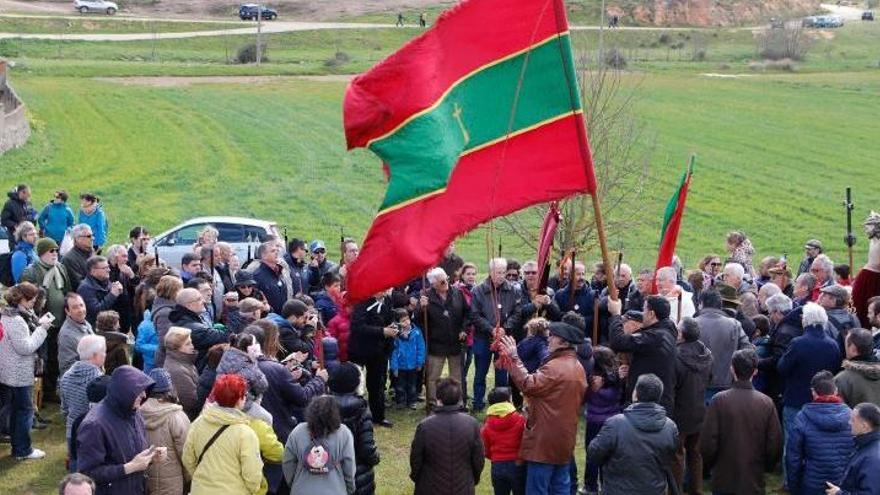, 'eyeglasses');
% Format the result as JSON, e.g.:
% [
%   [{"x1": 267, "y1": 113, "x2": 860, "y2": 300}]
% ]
[
  {"x1": 78, "y1": 234, "x2": 93, "y2": 239},
  {"x1": 48, "y1": 249, "x2": 58, "y2": 253},
  {"x1": 709, "y1": 262, "x2": 722, "y2": 267}
]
